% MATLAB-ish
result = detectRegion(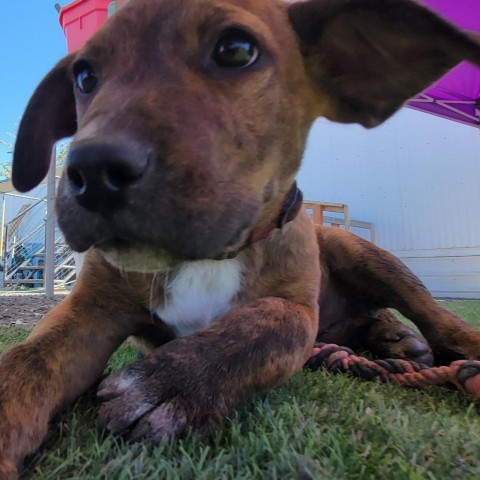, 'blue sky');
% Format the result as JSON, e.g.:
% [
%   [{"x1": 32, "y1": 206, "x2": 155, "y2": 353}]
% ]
[{"x1": 0, "y1": 2, "x2": 68, "y2": 165}]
